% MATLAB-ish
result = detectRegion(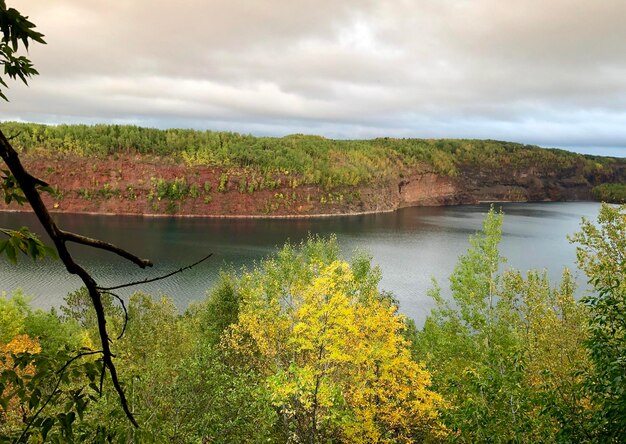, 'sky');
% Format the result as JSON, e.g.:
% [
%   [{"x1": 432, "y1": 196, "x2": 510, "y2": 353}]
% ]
[{"x1": 2, "y1": 0, "x2": 626, "y2": 157}]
